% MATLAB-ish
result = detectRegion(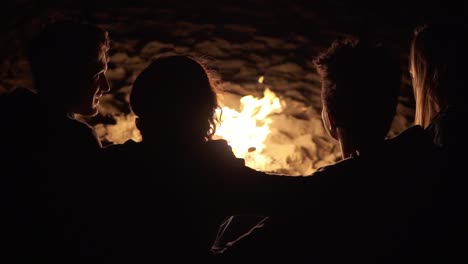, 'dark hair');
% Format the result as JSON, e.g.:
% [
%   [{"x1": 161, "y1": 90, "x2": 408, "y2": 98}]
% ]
[
  {"x1": 130, "y1": 55, "x2": 220, "y2": 142},
  {"x1": 314, "y1": 37, "x2": 401, "y2": 139},
  {"x1": 410, "y1": 22, "x2": 468, "y2": 127},
  {"x1": 28, "y1": 20, "x2": 110, "y2": 91}
]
